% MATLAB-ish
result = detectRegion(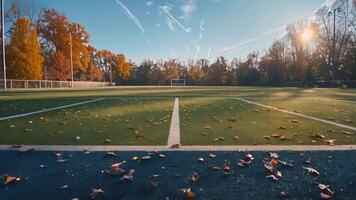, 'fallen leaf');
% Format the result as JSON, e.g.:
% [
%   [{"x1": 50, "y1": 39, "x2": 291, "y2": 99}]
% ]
[
  {"x1": 89, "y1": 188, "x2": 105, "y2": 199},
  {"x1": 303, "y1": 167, "x2": 320, "y2": 176},
  {"x1": 142, "y1": 155, "x2": 151, "y2": 160},
  {"x1": 209, "y1": 153, "x2": 217, "y2": 158},
  {"x1": 191, "y1": 172, "x2": 199, "y2": 182},
  {"x1": 1, "y1": 174, "x2": 20, "y2": 185}
]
